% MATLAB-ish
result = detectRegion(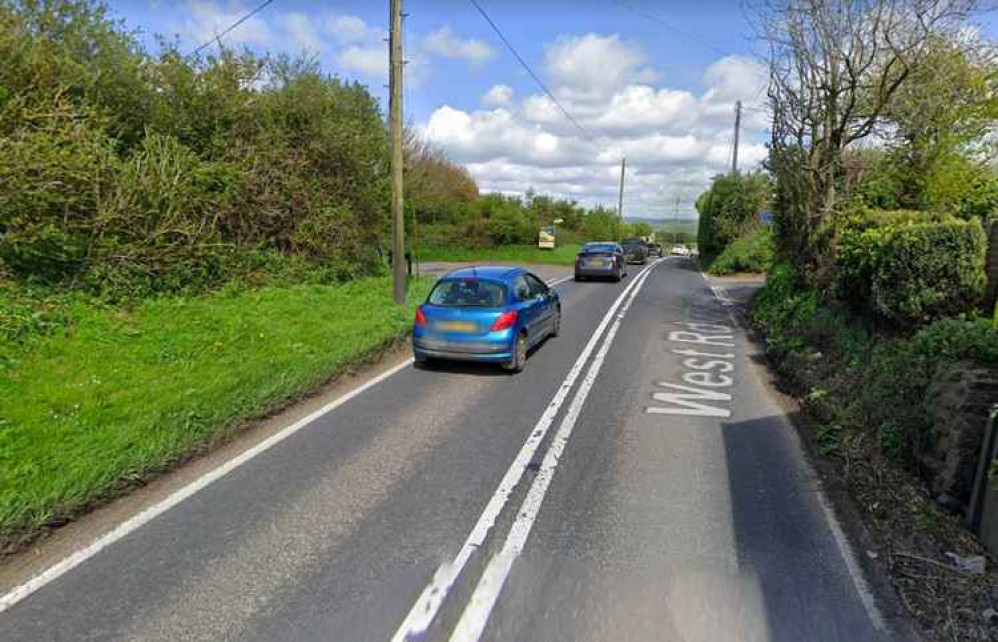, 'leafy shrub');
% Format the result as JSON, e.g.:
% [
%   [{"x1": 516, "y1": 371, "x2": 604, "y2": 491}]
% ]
[
  {"x1": 754, "y1": 265, "x2": 998, "y2": 466},
  {"x1": 0, "y1": 3, "x2": 390, "y2": 299},
  {"x1": 872, "y1": 219, "x2": 986, "y2": 324},
  {"x1": 833, "y1": 209, "x2": 985, "y2": 324},
  {"x1": 751, "y1": 263, "x2": 820, "y2": 353},
  {"x1": 707, "y1": 226, "x2": 774, "y2": 275},
  {"x1": 695, "y1": 171, "x2": 772, "y2": 256}
]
